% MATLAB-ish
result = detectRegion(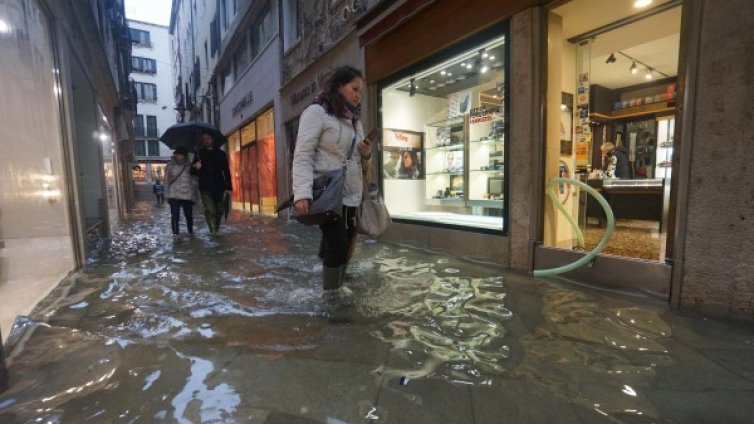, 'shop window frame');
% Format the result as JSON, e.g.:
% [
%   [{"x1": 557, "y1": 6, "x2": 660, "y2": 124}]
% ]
[{"x1": 375, "y1": 21, "x2": 511, "y2": 236}]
